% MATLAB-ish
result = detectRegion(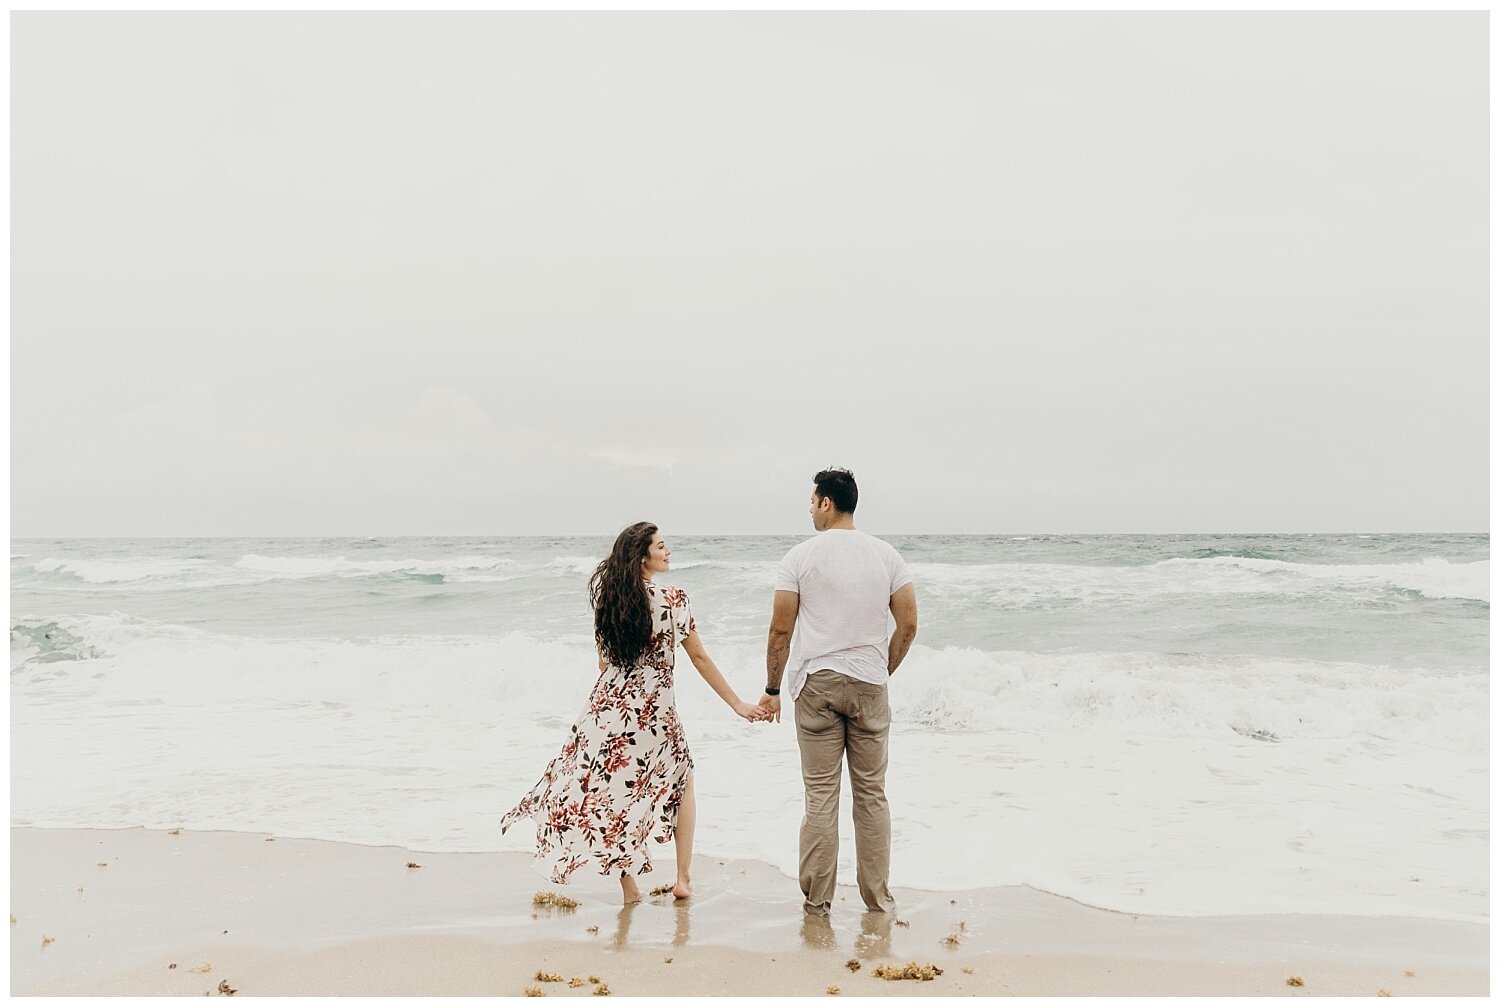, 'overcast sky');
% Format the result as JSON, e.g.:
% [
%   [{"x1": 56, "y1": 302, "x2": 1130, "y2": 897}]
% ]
[{"x1": 11, "y1": 12, "x2": 1488, "y2": 537}]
